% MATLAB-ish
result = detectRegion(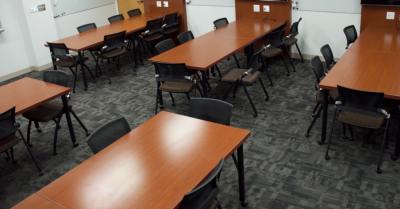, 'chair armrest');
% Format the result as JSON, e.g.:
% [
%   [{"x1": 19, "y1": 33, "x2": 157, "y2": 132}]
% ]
[{"x1": 283, "y1": 34, "x2": 293, "y2": 41}]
